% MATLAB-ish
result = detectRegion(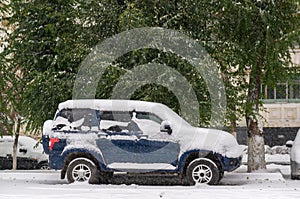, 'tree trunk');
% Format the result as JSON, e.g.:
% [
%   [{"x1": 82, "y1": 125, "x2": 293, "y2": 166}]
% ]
[
  {"x1": 230, "y1": 119, "x2": 237, "y2": 139},
  {"x1": 247, "y1": 115, "x2": 266, "y2": 172},
  {"x1": 246, "y1": 50, "x2": 267, "y2": 172},
  {"x1": 12, "y1": 117, "x2": 21, "y2": 170}
]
